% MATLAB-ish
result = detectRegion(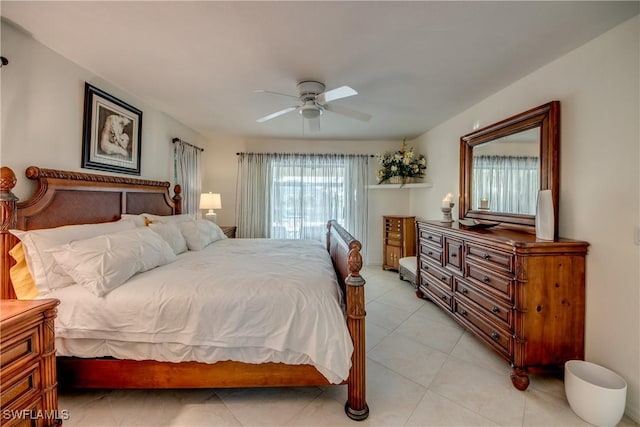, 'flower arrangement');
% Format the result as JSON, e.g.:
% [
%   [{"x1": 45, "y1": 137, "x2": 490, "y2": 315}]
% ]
[{"x1": 376, "y1": 141, "x2": 426, "y2": 184}]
